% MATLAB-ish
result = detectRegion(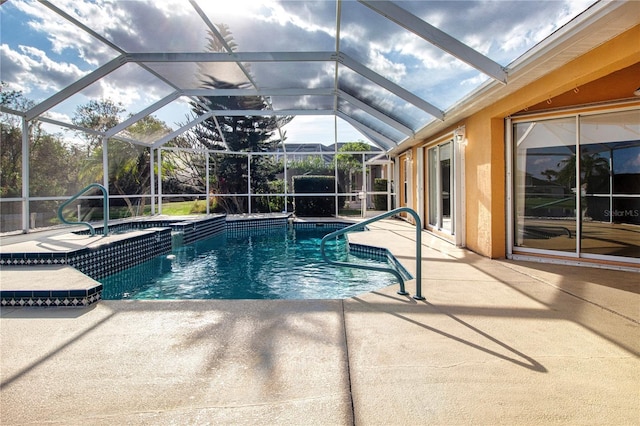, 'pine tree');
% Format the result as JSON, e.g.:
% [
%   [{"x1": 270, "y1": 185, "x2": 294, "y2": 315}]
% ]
[{"x1": 186, "y1": 26, "x2": 292, "y2": 213}]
